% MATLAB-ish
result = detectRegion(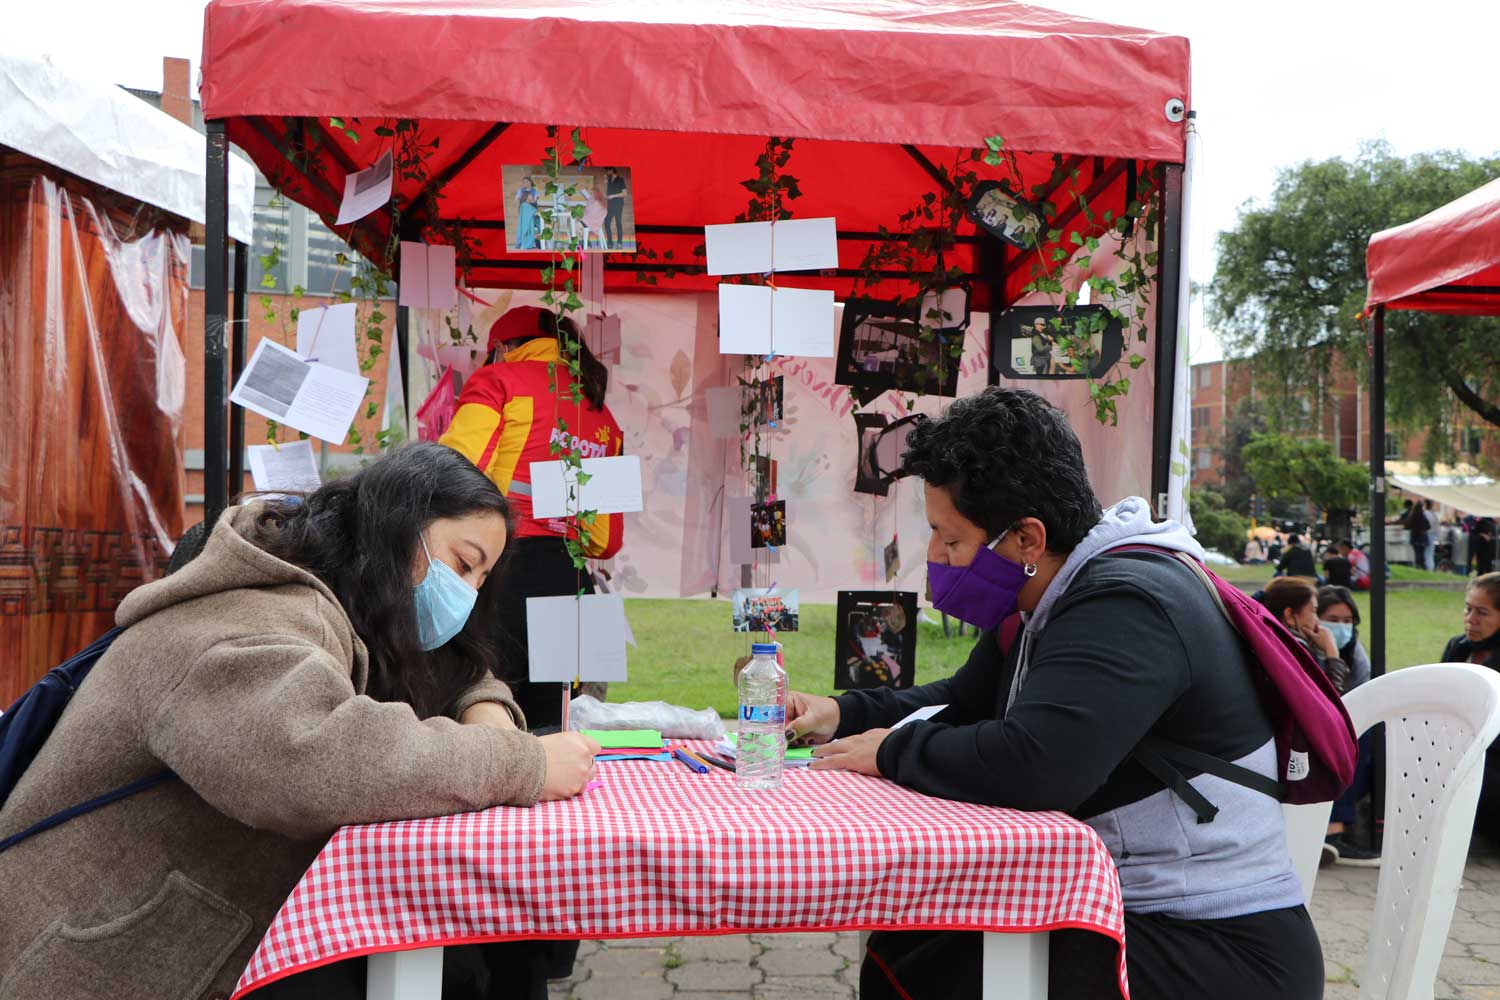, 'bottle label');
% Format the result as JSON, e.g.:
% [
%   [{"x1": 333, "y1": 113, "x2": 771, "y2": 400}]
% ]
[{"x1": 740, "y1": 704, "x2": 786, "y2": 725}]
